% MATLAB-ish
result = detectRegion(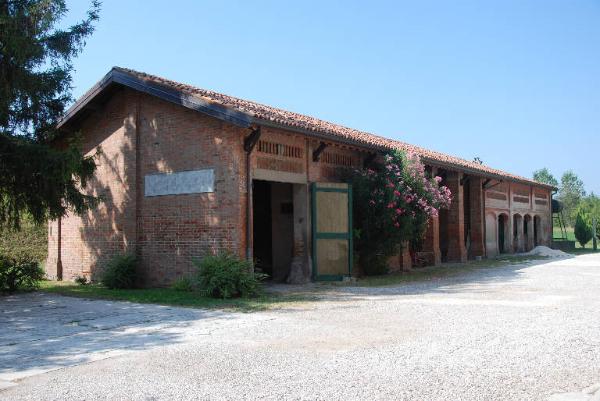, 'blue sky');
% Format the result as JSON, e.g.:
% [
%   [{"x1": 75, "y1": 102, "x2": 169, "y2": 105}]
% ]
[{"x1": 64, "y1": 0, "x2": 599, "y2": 193}]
